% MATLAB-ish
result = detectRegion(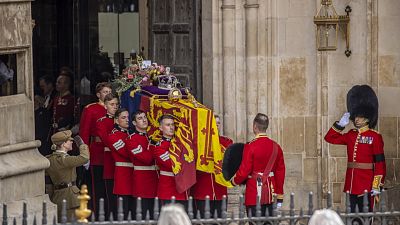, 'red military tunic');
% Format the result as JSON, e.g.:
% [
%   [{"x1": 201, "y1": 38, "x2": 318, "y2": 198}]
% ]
[
  {"x1": 125, "y1": 132, "x2": 158, "y2": 198},
  {"x1": 96, "y1": 114, "x2": 115, "y2": 179},
  {"x1": 52, "y1": 92, "x2": 76, "y2": 132},
  {"x1": 324, "y1": 123, "x2": 386, "y2": 195},
  {"x1": 151, "y1": 137, "x2": 188, "y2": 200},
  {"x1": 192, "y1": 135, "x2": 233, "y2": 200},
  {"x1": 79, "y1": 102, "x2": 106, "y2": 165},
  {"x1": 107, "y1": 126, "x2": 132, "y2": 195},
  {"x1": 232, "y1": 134, "x2": 285, "y2": 206}
]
